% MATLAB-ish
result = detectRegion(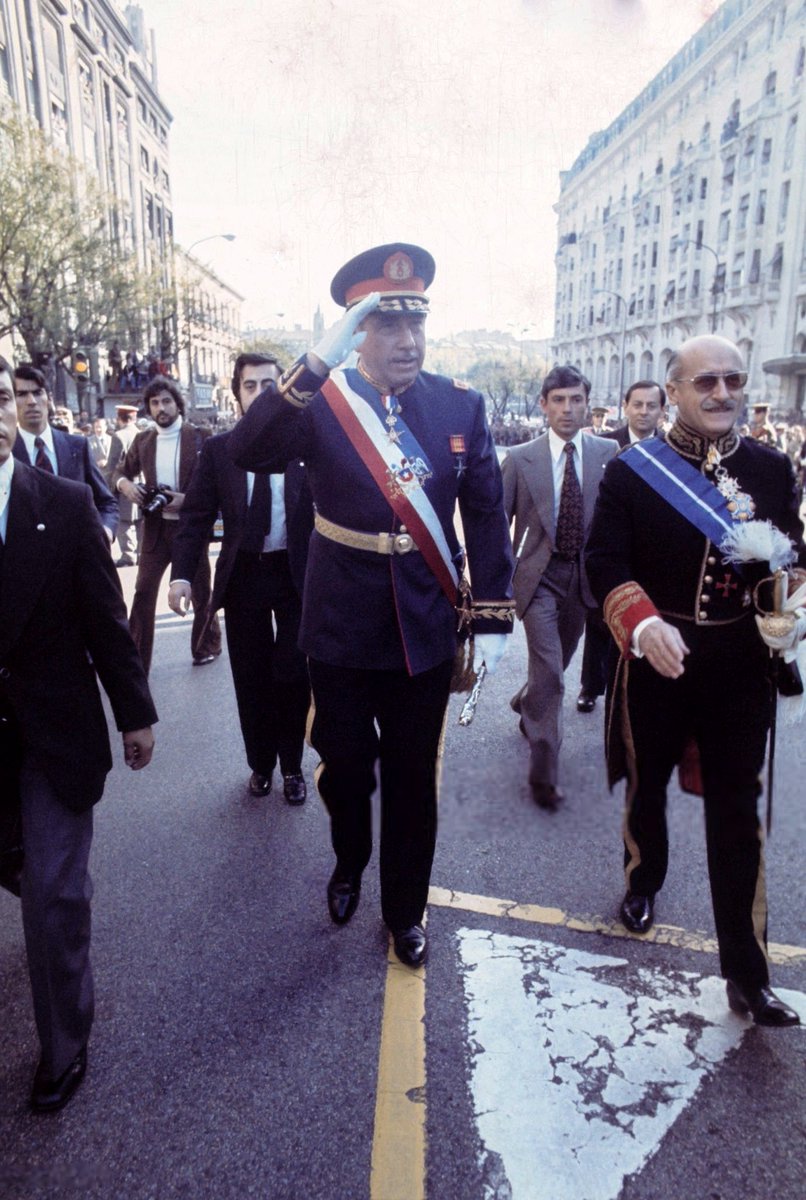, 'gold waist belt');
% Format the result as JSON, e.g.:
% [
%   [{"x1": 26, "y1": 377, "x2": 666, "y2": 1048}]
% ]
[{"x1": 314, "y1": 511, "x2": 419, "y2": 556}]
